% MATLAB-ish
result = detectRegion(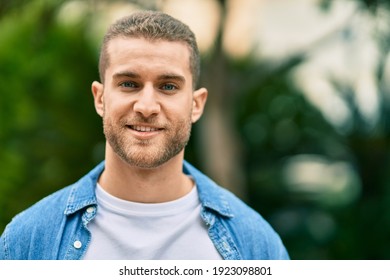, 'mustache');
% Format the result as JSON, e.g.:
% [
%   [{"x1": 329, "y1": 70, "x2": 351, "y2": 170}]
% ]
[{"x1": 124, "y1": 115, "x2": 167, "y2": 127}]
